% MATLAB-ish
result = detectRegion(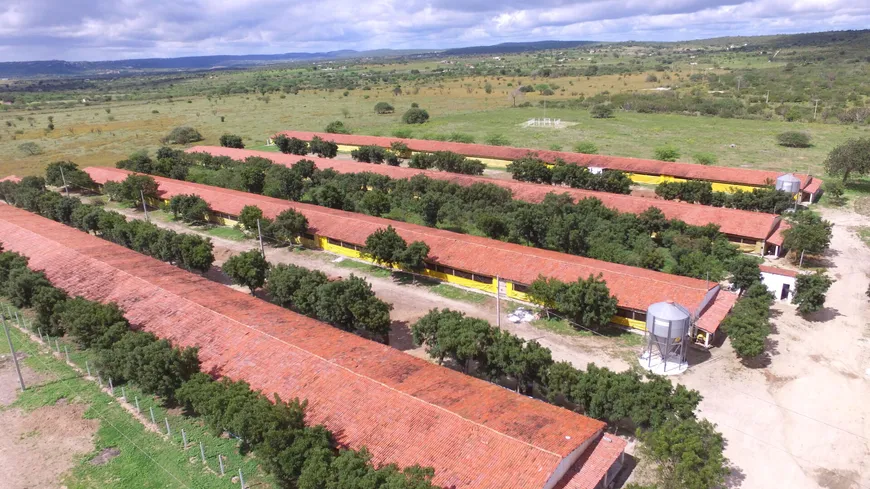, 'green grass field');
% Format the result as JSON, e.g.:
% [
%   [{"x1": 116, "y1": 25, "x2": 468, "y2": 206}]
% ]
[
  {"x1": 2, "y1": 82, "x2": 867, "y2": 180},
  {"x1": 0, "y1": 300, "x2": 270, "y2": 489}
]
